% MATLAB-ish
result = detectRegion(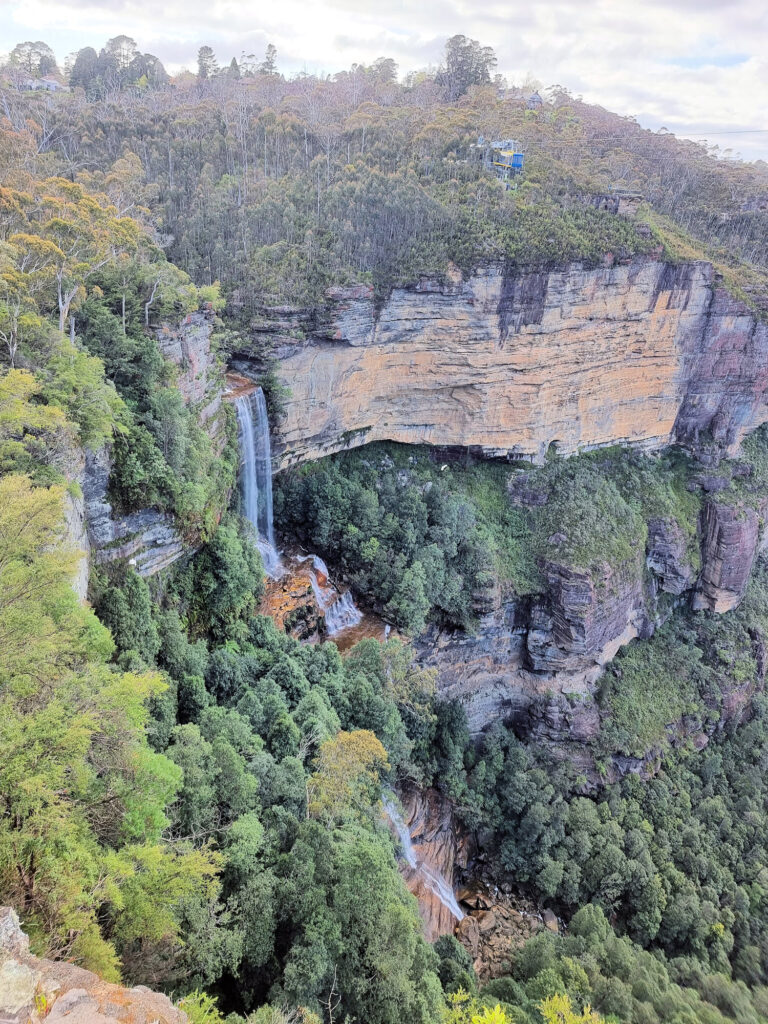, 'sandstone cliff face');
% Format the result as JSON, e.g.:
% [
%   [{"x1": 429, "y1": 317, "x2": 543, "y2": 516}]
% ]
[
  {"x1": 0, "y1": 907, "x2": 186, "y2": 1024},
  {"x1": 81, "y1": 309, "x2": 224, "y2": 578},
  {"x1": 527, "y1": 555, "x2": 648, "y2": 675},
  {"x1": 63, "y1": 450, "x2": 90, "y2": 602},
  {"x1": 391, "y1": 788, "x2": 468, "y2": 943},
  {"x1": 646, "y1": 517, "x2": 694, "y2": 595},
  {"x1": 694, "y1": 501, "x2": 763, "y2": 612},
  {"x1": 157, "y1": 308, "x2": 226, "y2": 453},
  {"x1": 258, "y1": 260, "x2": 768, "y2": 469}
]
